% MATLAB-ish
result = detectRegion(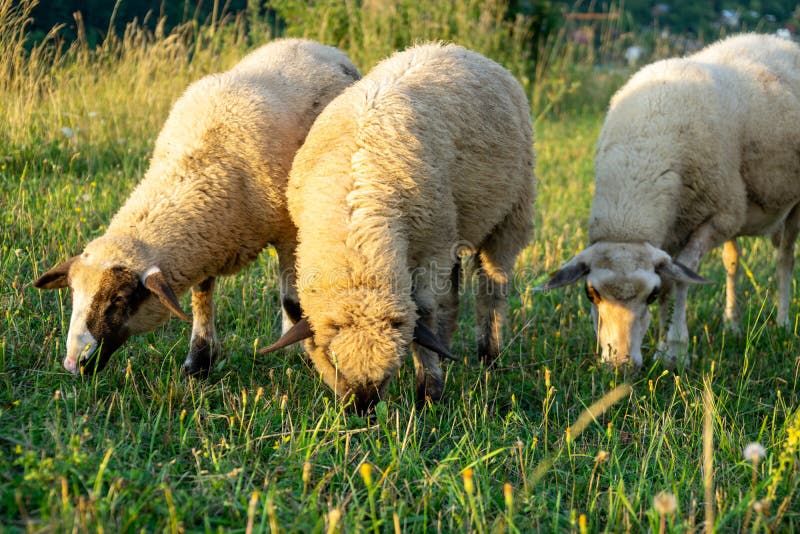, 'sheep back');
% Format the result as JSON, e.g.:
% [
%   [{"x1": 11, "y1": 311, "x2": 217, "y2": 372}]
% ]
[
  {"x1": 288, "y1": 42, "x2": 535, "y2": 341},
  {"x1": 103, "y1": 39, "x2": 360, "y2": 288},
  {"x1": 591, "y1": 33, "x2": 800, "y2": 253}
]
